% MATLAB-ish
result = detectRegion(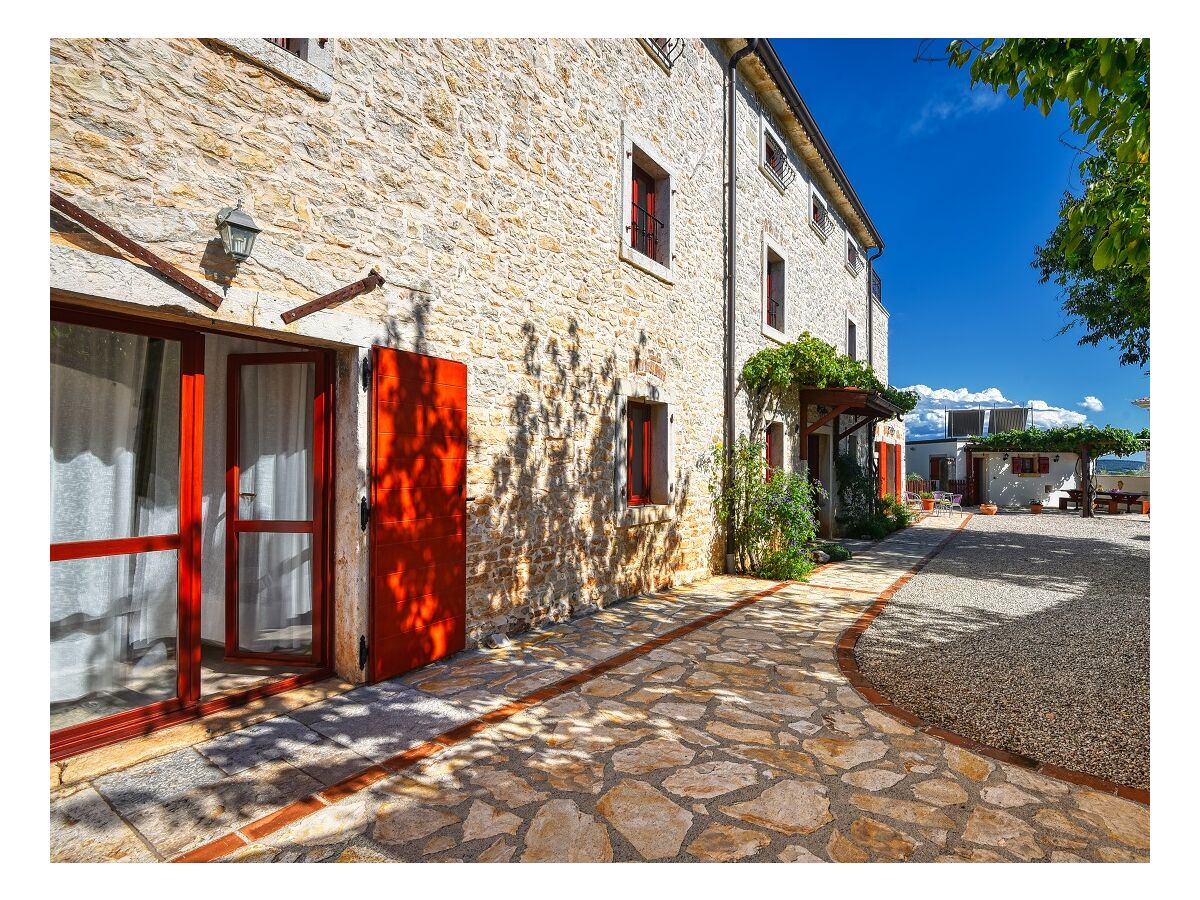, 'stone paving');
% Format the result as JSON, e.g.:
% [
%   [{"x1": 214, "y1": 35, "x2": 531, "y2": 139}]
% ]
[{"x1": 49, "y1": 515, "x2": 1149, "y2": 863}]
